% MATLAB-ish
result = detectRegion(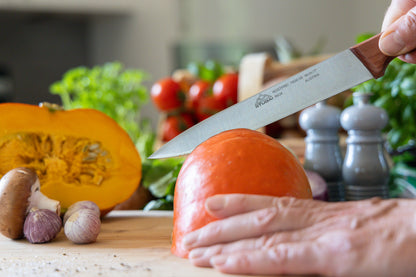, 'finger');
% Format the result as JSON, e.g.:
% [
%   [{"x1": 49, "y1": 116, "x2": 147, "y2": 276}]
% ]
[
  {"x1": 205, "y1": 194, "x2": 383, "y2": 220},
  {"x1": 380, "y1": 6, "x2": 416, "y2": 56},
  {"x1": 205, "y1": 194, "x2": 330, "y2": 218},
  {"x1": 183, "y1": 205, "x2": 324, "y2": 250},
  {"x1": 209, "y1": 241, "x2": 326, "y2": 276},
  {"x1": 381, "y1": 0, "x2": 416, "y2": 30},
  {"x1": 188, "y1": 238, "x2": 263, "y2": 268},
  {"x1": 184, "y1": 197, "x2": 390, "y2": 251},
  {"x1": 188, "y1": 212, "x2": 361, "y2": 268},
  {"x1": 399, "y1": 48, "x2": 416, "y2": 63},
  {"x1": 189, "y1": 230, "x2": 316, "y2": 267}
]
